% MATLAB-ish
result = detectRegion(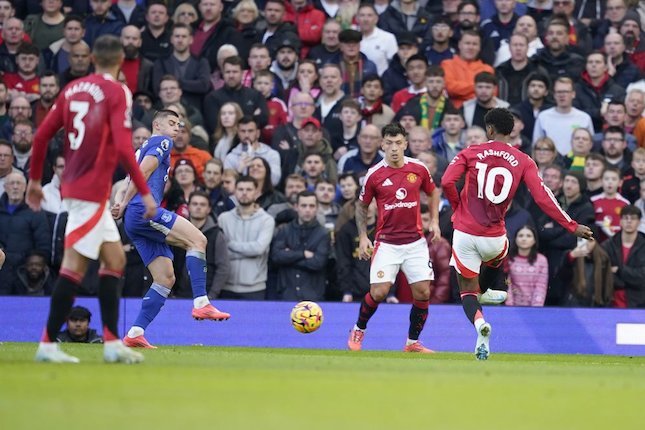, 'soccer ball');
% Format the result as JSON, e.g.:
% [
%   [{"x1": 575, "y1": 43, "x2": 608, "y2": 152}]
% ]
[{"x1": 290, "y1": 301, "x2": 324, "y2": 333}]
